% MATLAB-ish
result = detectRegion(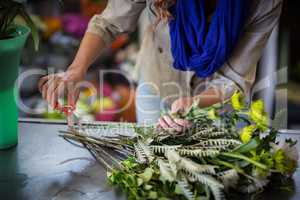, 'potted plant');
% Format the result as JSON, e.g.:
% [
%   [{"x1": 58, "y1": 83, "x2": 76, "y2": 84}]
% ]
[{"x1": 0, "y1": 0, "x2": 38, "y2": 149}]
